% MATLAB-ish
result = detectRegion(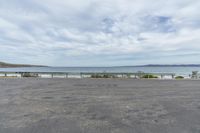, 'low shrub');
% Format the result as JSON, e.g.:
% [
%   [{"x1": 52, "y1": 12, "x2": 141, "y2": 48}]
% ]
[
  {"x1": 22, "y1": 73, "x2": 38, "y2": 77},
  {"x1": 91, "y1": 74, "x2": 116, "y2": 78},
  {"x1": 175, "y1": 76, "x2": 184, "y2": 79},
  {"x1": 142, "y1": 74, "x2": 158, "y2": 79}
]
